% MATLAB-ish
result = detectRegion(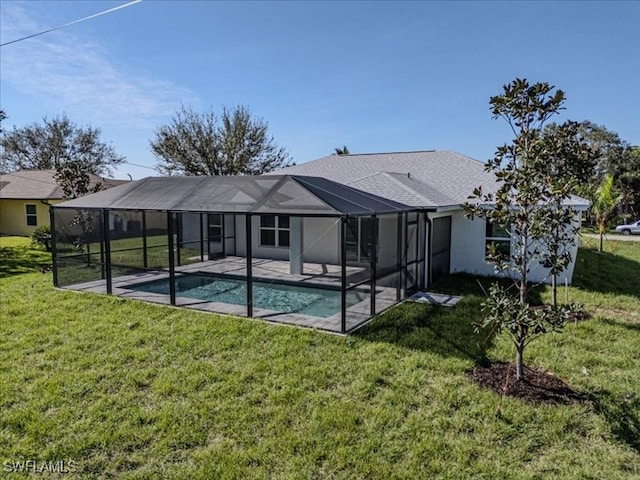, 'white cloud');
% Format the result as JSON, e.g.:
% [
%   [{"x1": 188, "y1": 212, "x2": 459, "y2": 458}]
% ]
[{"x1": 0, "y1": 2, "x2": 197, "y2": 130}]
